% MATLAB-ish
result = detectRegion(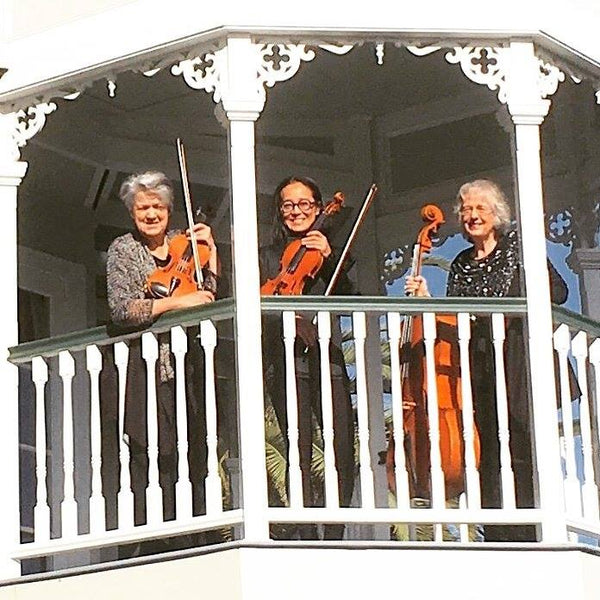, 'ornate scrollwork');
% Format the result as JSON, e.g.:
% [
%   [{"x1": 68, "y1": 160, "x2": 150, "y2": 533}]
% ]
[
  {"x1": 445, "y1": 46, "x2": 509, "y2": 103},
  {"x1": 382, "y1": 244, "x2": 411, "y2": 284},
  {"x1": 171, "y1": 45, "x2": 225, "y2": 103},
  {"x1": 537, "y1": 59, "x2": 565, "y2": 99},
  {"x1": 0, "y1": 102, "x2": 57, "y2": 161},
  {"x1": 173, "y1": 43, "x2": 317, "y2": 107},
  {"x1": 547, "y1": 209, "x2": 574, "y2": 246},
  {"x1": 257, "y1": 44, "x2": 316, "y2": 94}
]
